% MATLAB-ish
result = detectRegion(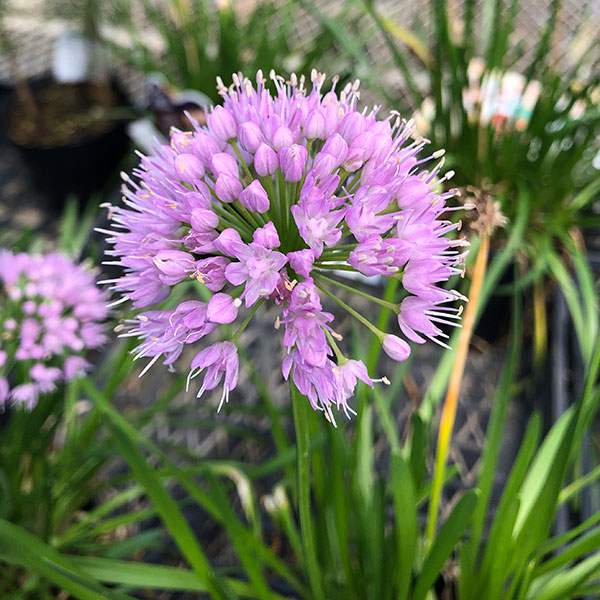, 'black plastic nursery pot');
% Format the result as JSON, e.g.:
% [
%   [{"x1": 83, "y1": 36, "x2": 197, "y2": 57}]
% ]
[
  {"x1": 4, "y1": 75, "x2": 132, "y2": 205},
  {"x1": 0, "y1": 83, "x2": 13, "y2": 138}
]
